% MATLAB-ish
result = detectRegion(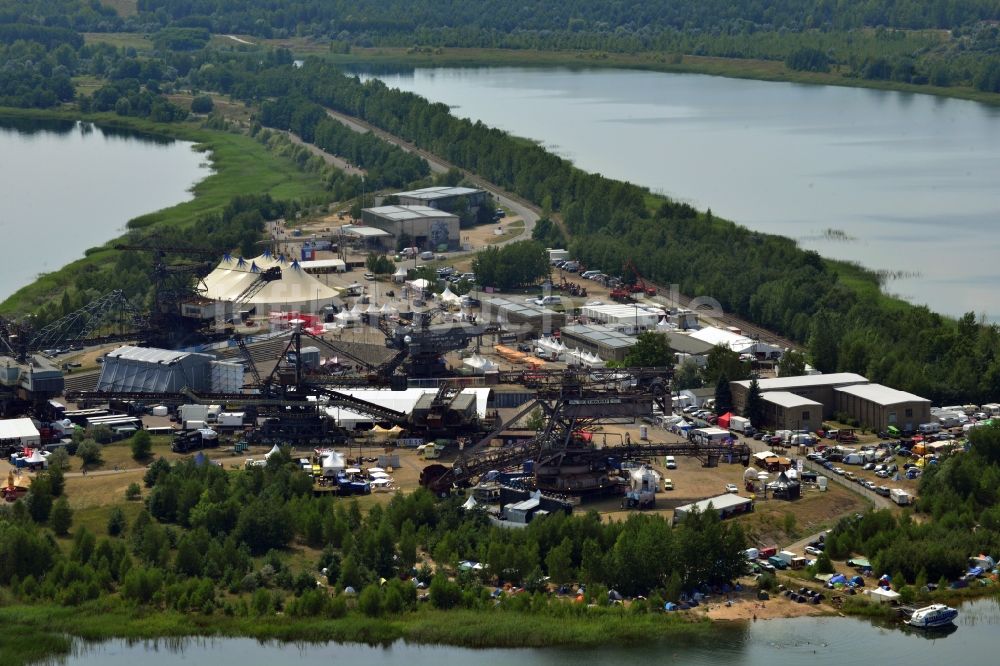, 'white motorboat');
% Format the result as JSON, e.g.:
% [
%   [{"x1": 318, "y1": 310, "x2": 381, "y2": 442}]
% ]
[{"x1": 907, "y1": 603, "x2": 958, "y2": 628}]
